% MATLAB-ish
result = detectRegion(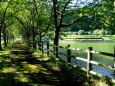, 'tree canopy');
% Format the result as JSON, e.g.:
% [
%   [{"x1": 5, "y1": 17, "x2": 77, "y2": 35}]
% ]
[{"x1": 0, "y1": 0, "x2": 114, "y2": 50}]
